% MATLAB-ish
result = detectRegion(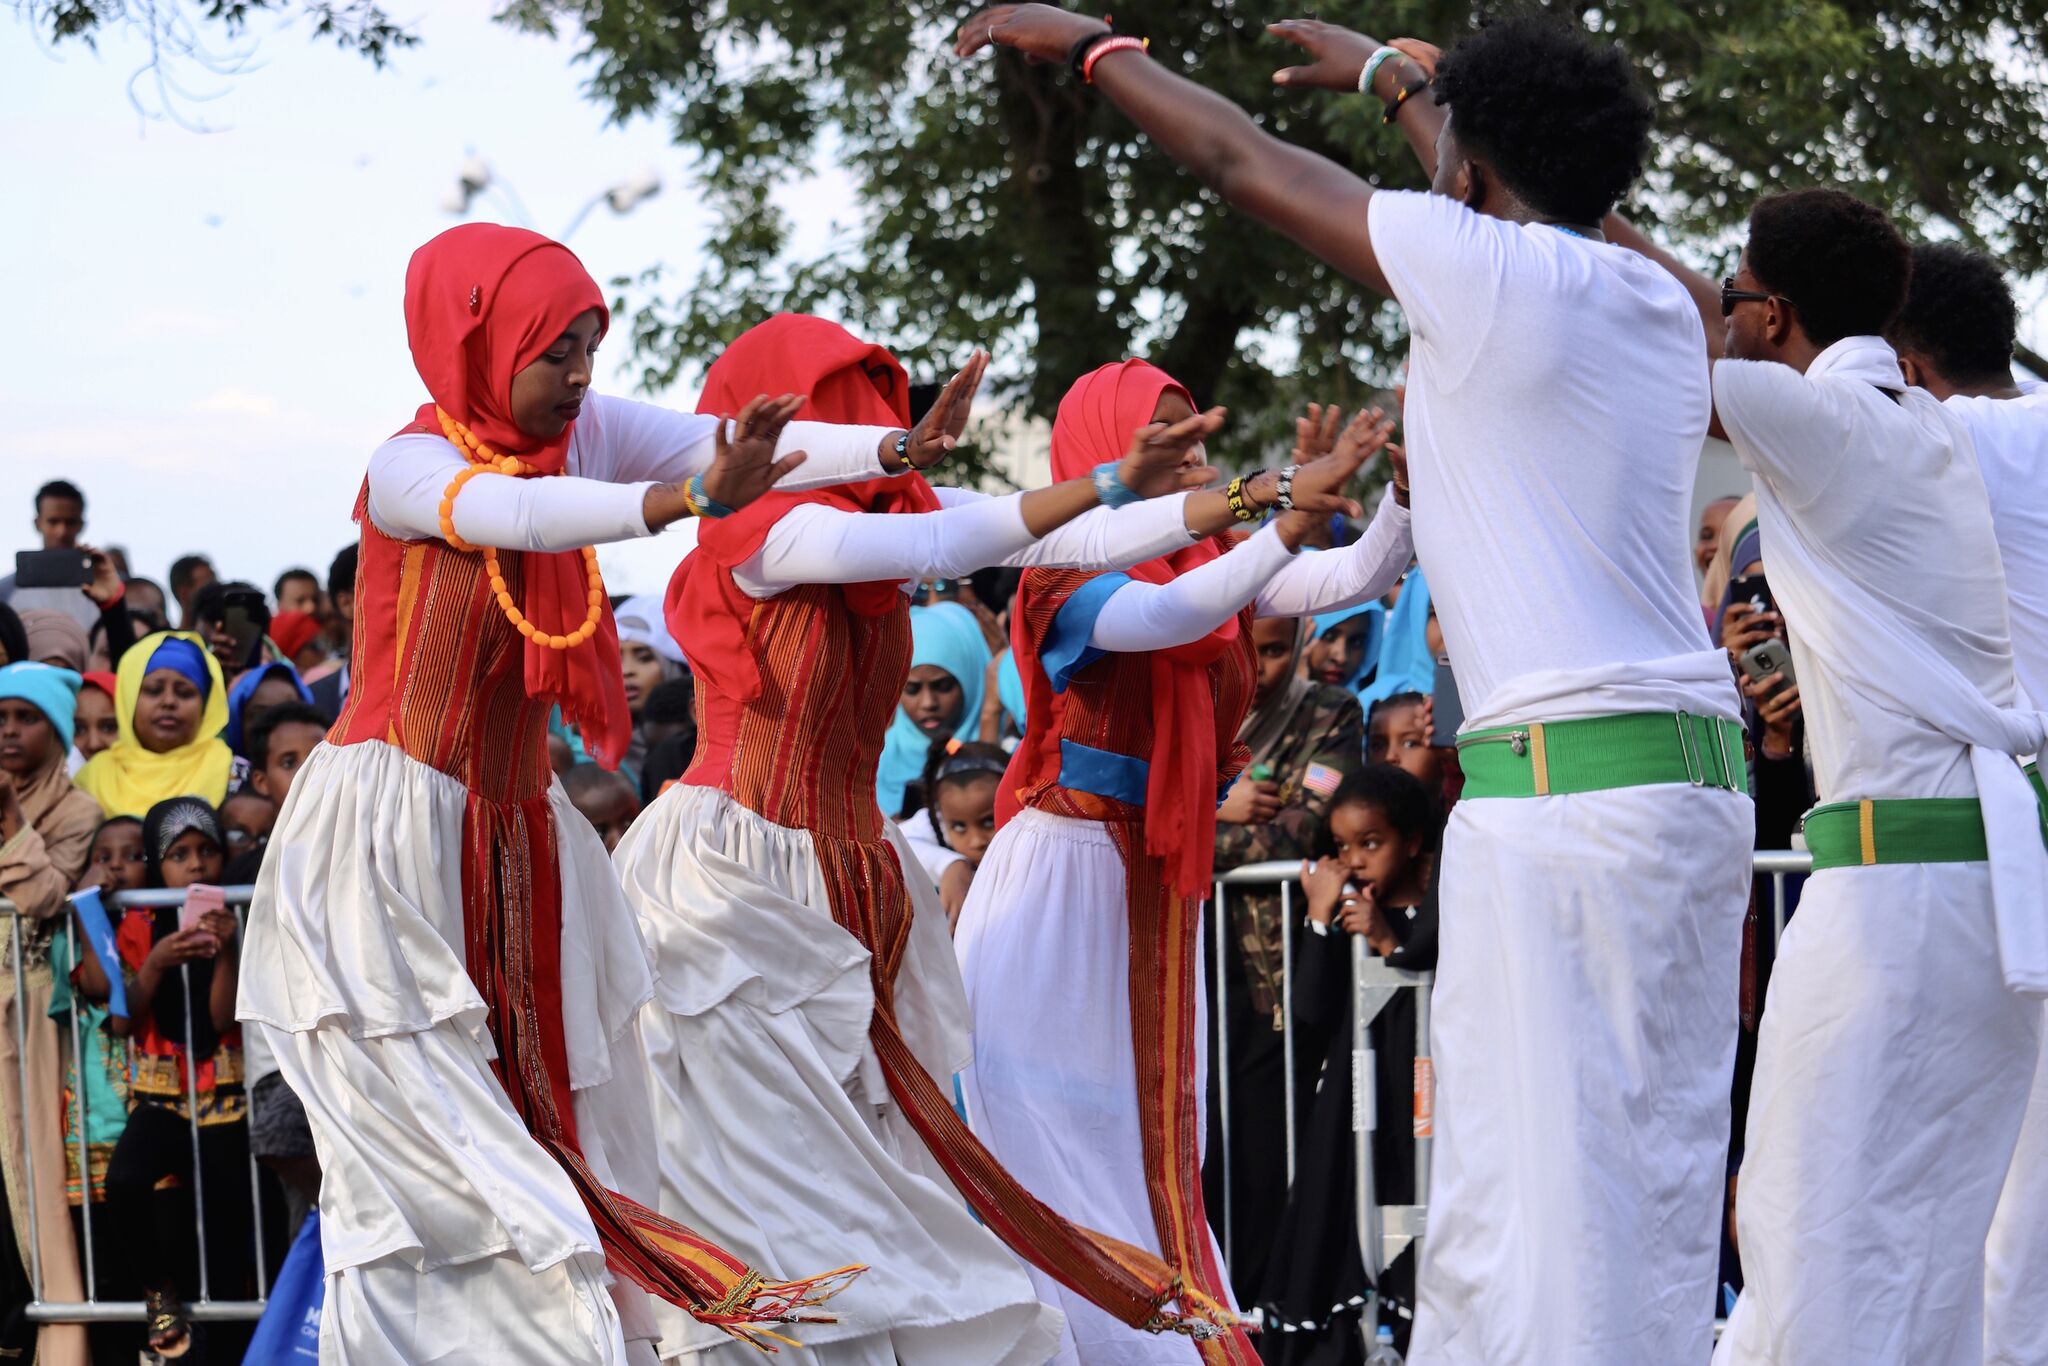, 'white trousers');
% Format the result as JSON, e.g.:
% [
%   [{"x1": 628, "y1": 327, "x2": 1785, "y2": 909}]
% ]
[
  {"x1": 1716, "y1": 863, "x2": 2041, "y2": 1366},
  {"x1": 1408, "y1": 784, "x2": 1753, "y2": 1365},
  {"x1": 1986, "y1": 1011, "x2": 2048, "y2": 1365}
]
